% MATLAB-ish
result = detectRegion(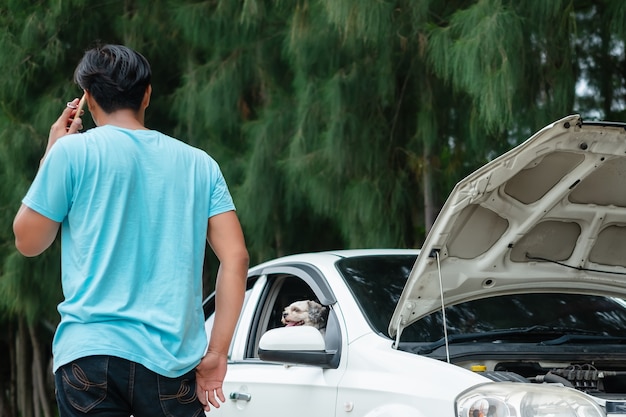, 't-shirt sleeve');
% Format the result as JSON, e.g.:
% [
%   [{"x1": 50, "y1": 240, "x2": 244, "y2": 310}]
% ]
[
  {"x1": 208, "y1": 162, "x2": 236, "y2": 218},
  {"x1": 22, "y1": 143, "x2": 73, "y2": 223}
]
